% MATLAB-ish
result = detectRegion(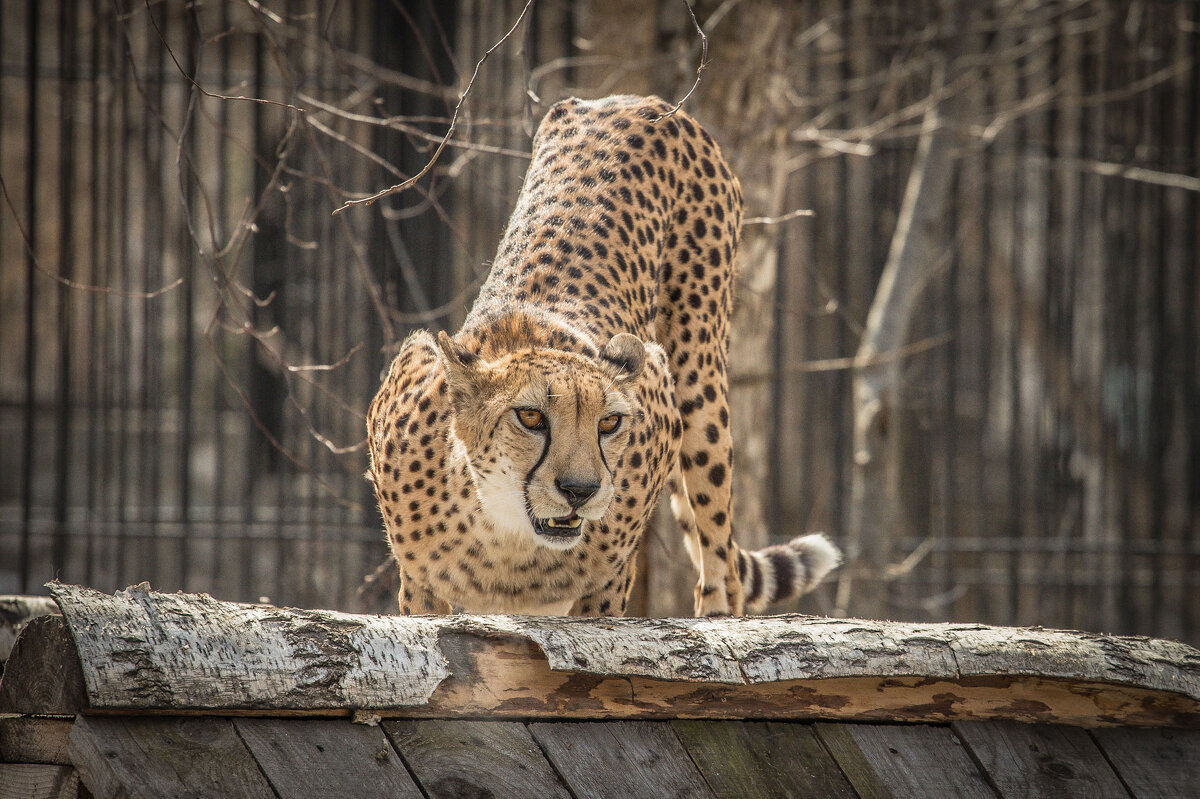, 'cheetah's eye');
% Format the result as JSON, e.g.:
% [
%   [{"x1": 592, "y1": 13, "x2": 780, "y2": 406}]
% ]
[
  {"x1": 516, "y1": 408, "x2": 547, "y2": 430},
  {"x1": 598, "y1": 414, "x2": 623, "y2": 434}
]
